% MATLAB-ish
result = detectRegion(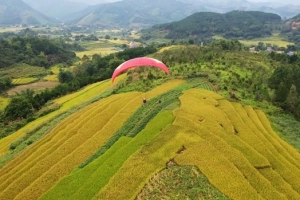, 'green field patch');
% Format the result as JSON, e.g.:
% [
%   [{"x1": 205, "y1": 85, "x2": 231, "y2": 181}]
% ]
[
  {"x1": 213, "y1": 33, "x2": 294, "y2": 47},
  {"x1": 75, "y1": 40, "x2": 124, "y2": 58},
  {"x1": 12, "y1": 77, "x2": 39, "y2": 85},
  {"x1": 240, "y1": 38, "x2": 294, "y2": 48},
  {"x1": 0, "y1": 63, "x2": 48, "y2": 78},
  {"x1": 42, "y1": 75, "x2": 58, "y2": 82}
]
